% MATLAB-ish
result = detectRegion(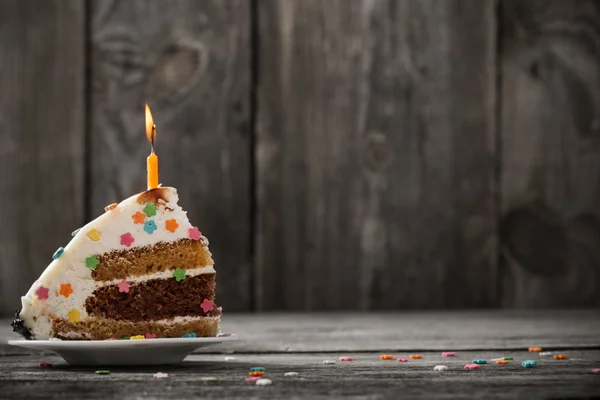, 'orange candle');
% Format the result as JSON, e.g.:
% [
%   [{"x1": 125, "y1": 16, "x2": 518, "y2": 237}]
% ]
[{"x1": 145, "y1": 104, "x2": 159, "y2": 189}]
